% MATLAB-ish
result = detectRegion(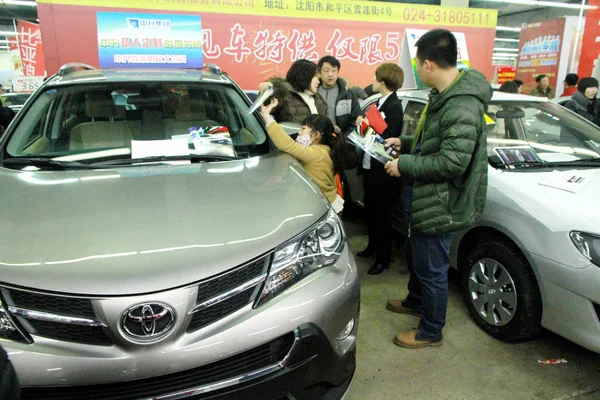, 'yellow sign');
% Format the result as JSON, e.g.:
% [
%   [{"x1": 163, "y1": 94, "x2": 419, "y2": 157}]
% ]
[{"x1": 37, "y1": 0, "x2": 498, "y2": 28}]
